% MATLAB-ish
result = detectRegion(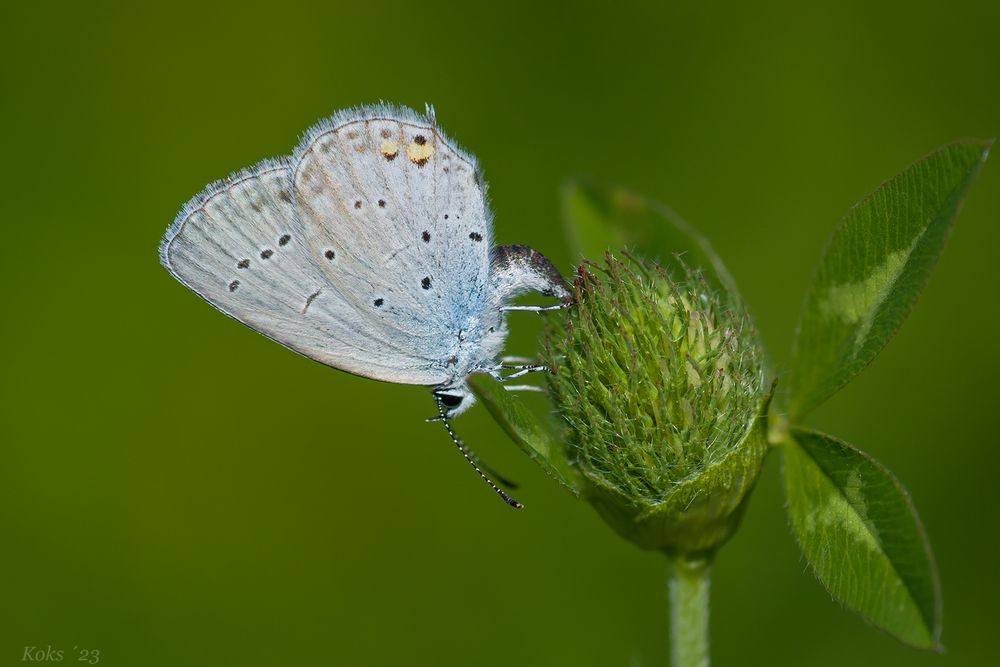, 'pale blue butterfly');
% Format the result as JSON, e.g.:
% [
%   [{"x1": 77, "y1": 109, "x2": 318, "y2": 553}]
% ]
[{"x1": 159, "y1": 104, "x2": 572, "y2": 507}]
